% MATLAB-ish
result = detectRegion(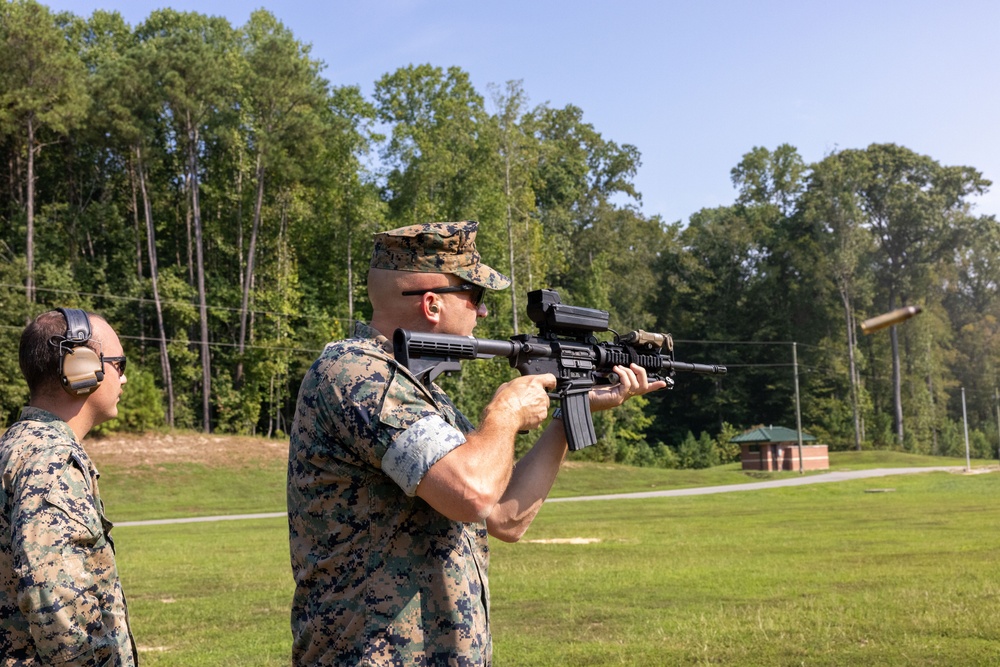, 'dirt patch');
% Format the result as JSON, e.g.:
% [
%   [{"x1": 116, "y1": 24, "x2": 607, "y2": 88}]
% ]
[
  {"x1": 84, "y1": 431, "x2": 288, "y2": 469},
  {"x1": 958, "y1": 465, "x2": 1000, "y2": 475},
  {"x1": 558, "y1": 461, "x2": 616, "y2": 470},
  {"x1": 525, "y1": 538, "x2": 602, "y2": 545}
]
